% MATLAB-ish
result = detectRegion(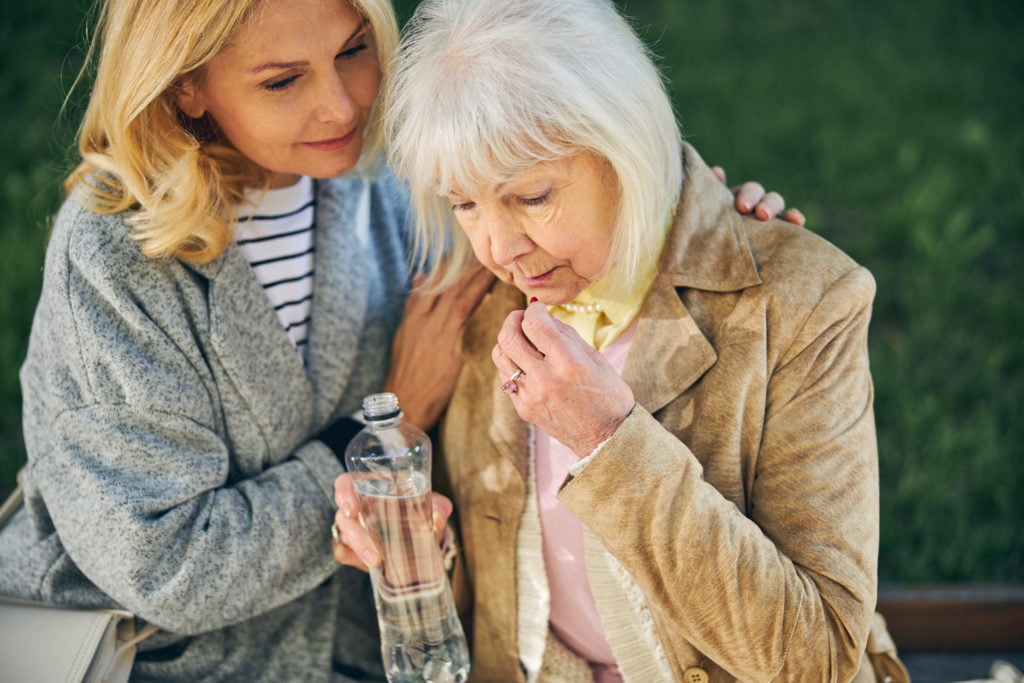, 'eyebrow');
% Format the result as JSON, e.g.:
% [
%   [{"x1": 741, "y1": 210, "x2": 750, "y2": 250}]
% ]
[
  {"x1": 446, "y1": 172, "x2": 547, "y2": 198},
  {"x1": 248, "y1": 20, "x2": 369, "y2": 74}
]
